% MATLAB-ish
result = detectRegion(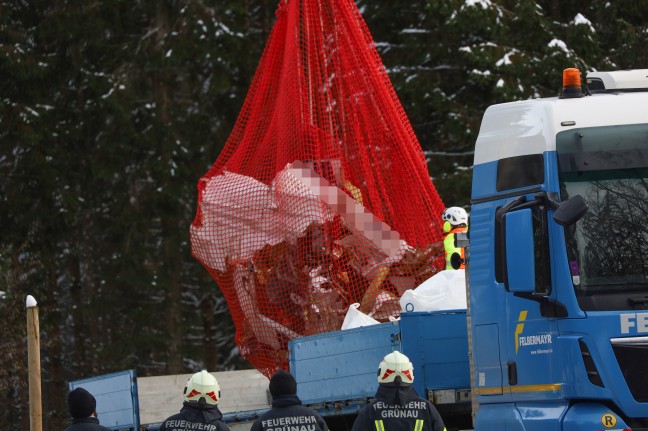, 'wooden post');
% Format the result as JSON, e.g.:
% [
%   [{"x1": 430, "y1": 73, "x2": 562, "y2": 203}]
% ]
[{"x1": 26, "y1": 295, "x2": 42, "y2": 431}]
